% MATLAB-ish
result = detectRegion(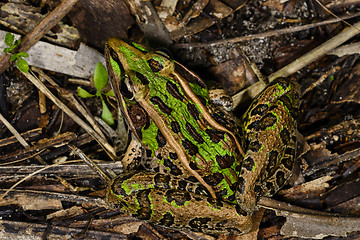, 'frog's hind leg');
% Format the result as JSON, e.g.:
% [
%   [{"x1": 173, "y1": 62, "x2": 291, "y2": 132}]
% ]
[{"x1": 106, "y1": 171, "x2": 252, "y2": 236}]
